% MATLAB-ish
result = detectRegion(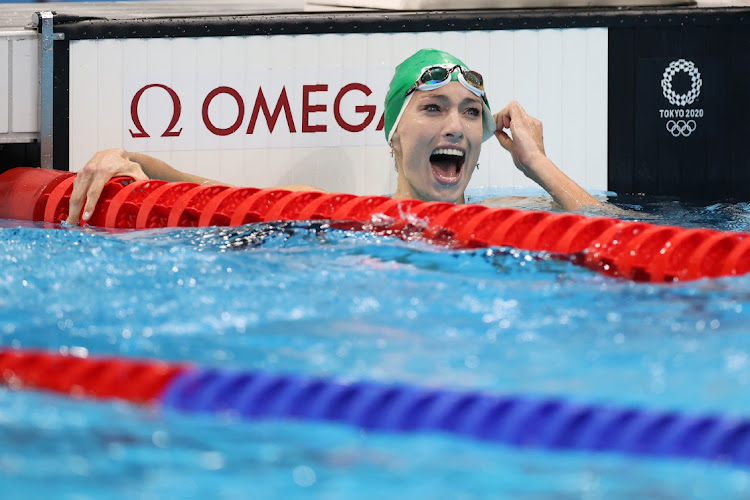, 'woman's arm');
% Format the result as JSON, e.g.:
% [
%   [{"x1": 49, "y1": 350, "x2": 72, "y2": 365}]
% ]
[
  {"x1": 493, "y1": 101, "x2": 602, "y2": 212},
  {"x1": 66, "y1": 148, "x2": 323, "y2": 225}
]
